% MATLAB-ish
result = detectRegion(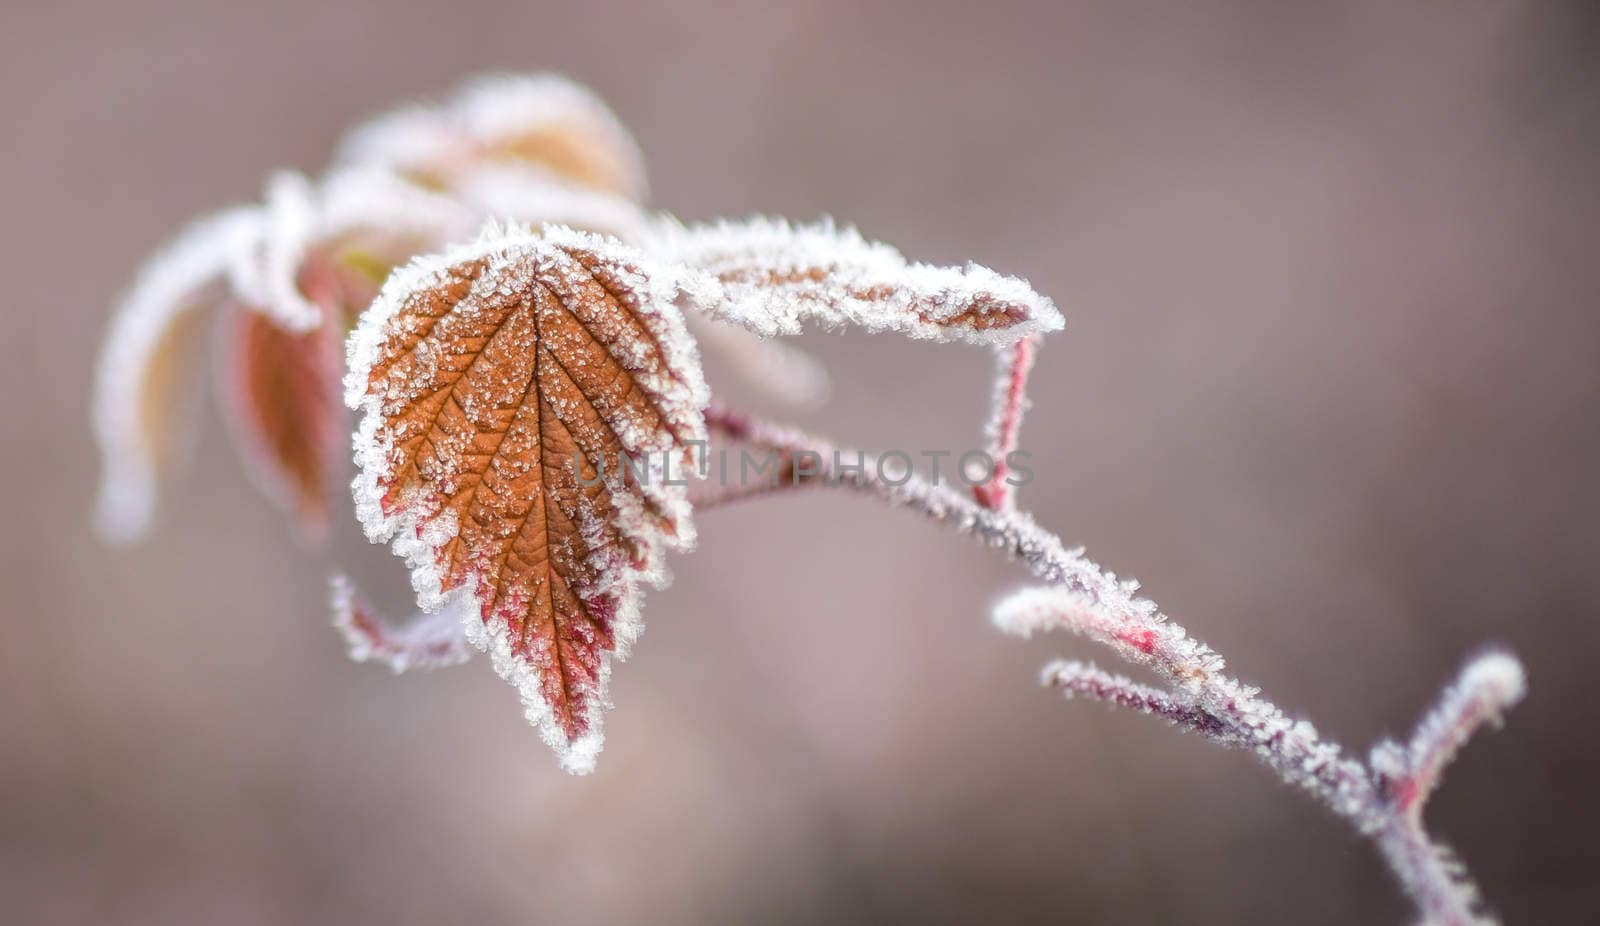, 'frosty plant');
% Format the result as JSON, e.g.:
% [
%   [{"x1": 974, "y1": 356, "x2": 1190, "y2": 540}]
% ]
[{"x1": 94, "y1": 74, "x2": 1525, "y2": 924}]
